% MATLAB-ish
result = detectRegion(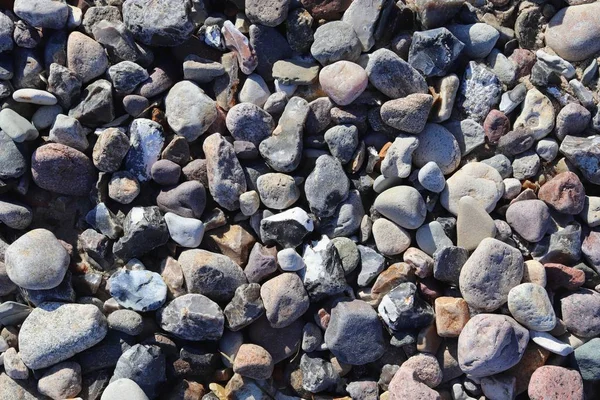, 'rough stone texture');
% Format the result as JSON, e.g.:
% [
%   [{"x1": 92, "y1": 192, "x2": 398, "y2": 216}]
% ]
[
  {"x1": 165, "y1": 81, "x2": 217, "y2": 142},
  {"x1": 108, "y1": 269, "x2": 167, "y2": 312},
  {"x1": 545, "y1": 2, "x2": 600, "y2": 61},
  {"x1": 528, "y1": 366, "x2": 584, "y2": 400},
  {"x1": 310, "y1": 21, "x2": 361, "y2": 65},
  {"x1": 560, "y1": 288, "x2": 600, "y2": 338},
  {"x1": 37, "y1": 361, "x2": 82, "y2": 400},
  {"x1": 157, "y1": 294, "x2": 224, "y2": 341},
  {"x1": 305, "y1": 155, "x2": 350, "y2": 218},
  {"x1": 366, "y1": 48, "x2": 428, "y2": 99},
  {"x1": 538, "y1": 171, "x2": 585, "y2": 215},
  {"x1": 458, "y1": 61, "x2": 501, "y2": 123},
  {"x1": 260, "y1": 273, "x2": 309, "y2": 328},
  {"x1": 381, "y1": 94, "x2": 433, "y2": 134},
  {"x1": 122, "y1": 0, "x2": 194, "y2": 46},
  {"x1": 508, "y1": 283, "x2": 556, "y2": 331}
]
